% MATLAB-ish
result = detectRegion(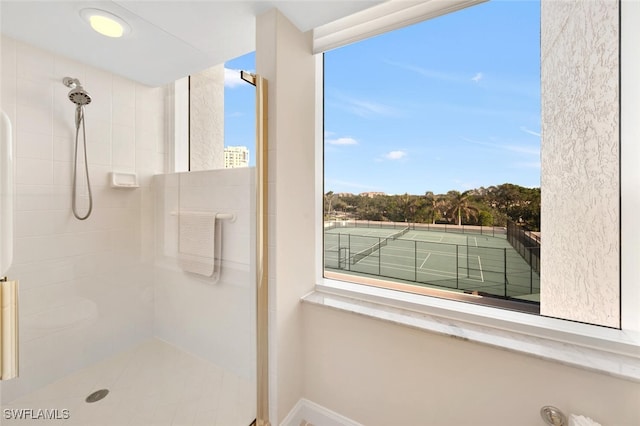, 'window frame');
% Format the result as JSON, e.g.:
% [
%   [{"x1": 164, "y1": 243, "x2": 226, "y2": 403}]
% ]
[{"x1": 311, "y1": 0, "x2": 640, "y2": 381}]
